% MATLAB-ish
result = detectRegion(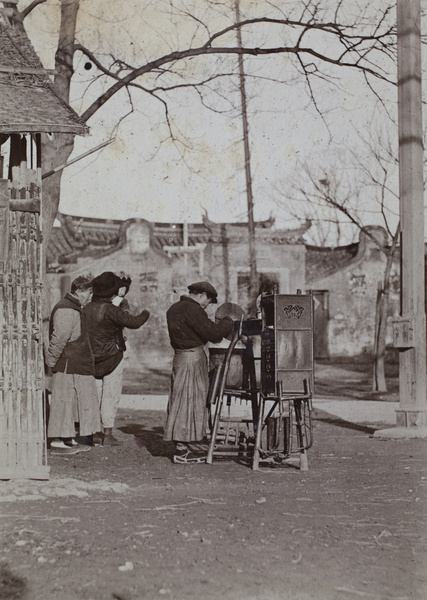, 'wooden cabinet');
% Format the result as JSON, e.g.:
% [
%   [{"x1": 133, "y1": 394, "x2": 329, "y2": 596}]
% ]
[{"x1": 260, "y1": 293, "x2": 314, "y2": 396}]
